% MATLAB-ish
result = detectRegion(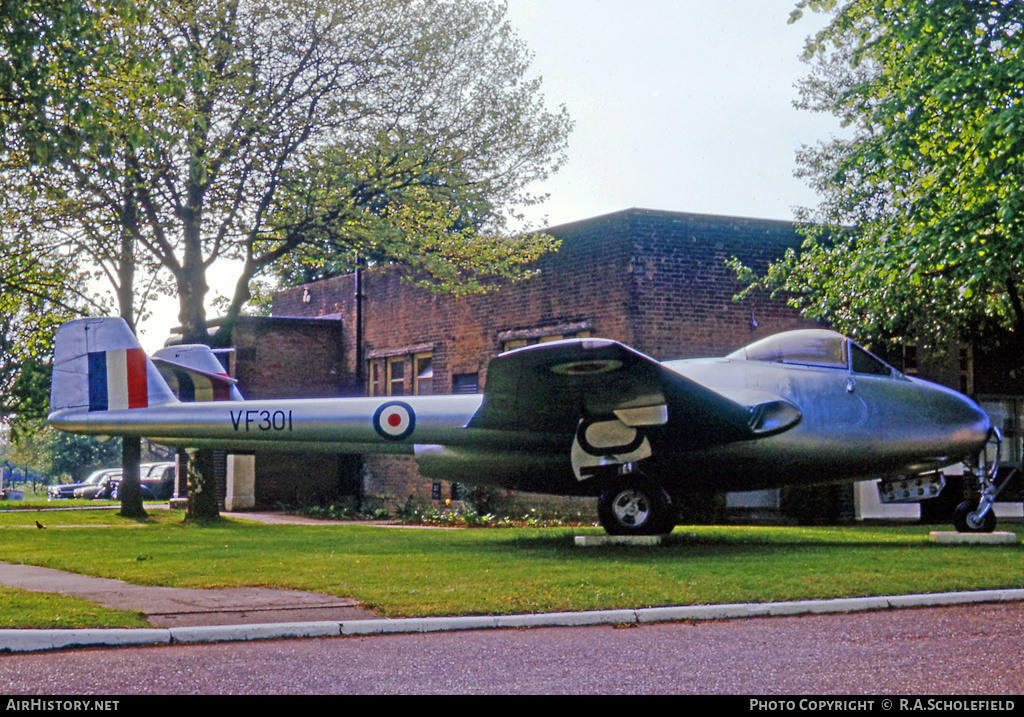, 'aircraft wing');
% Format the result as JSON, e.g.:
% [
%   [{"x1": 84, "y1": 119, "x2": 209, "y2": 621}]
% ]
[{"x1": 468, "y1": 339, "x2": 795, "y2": 447}]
